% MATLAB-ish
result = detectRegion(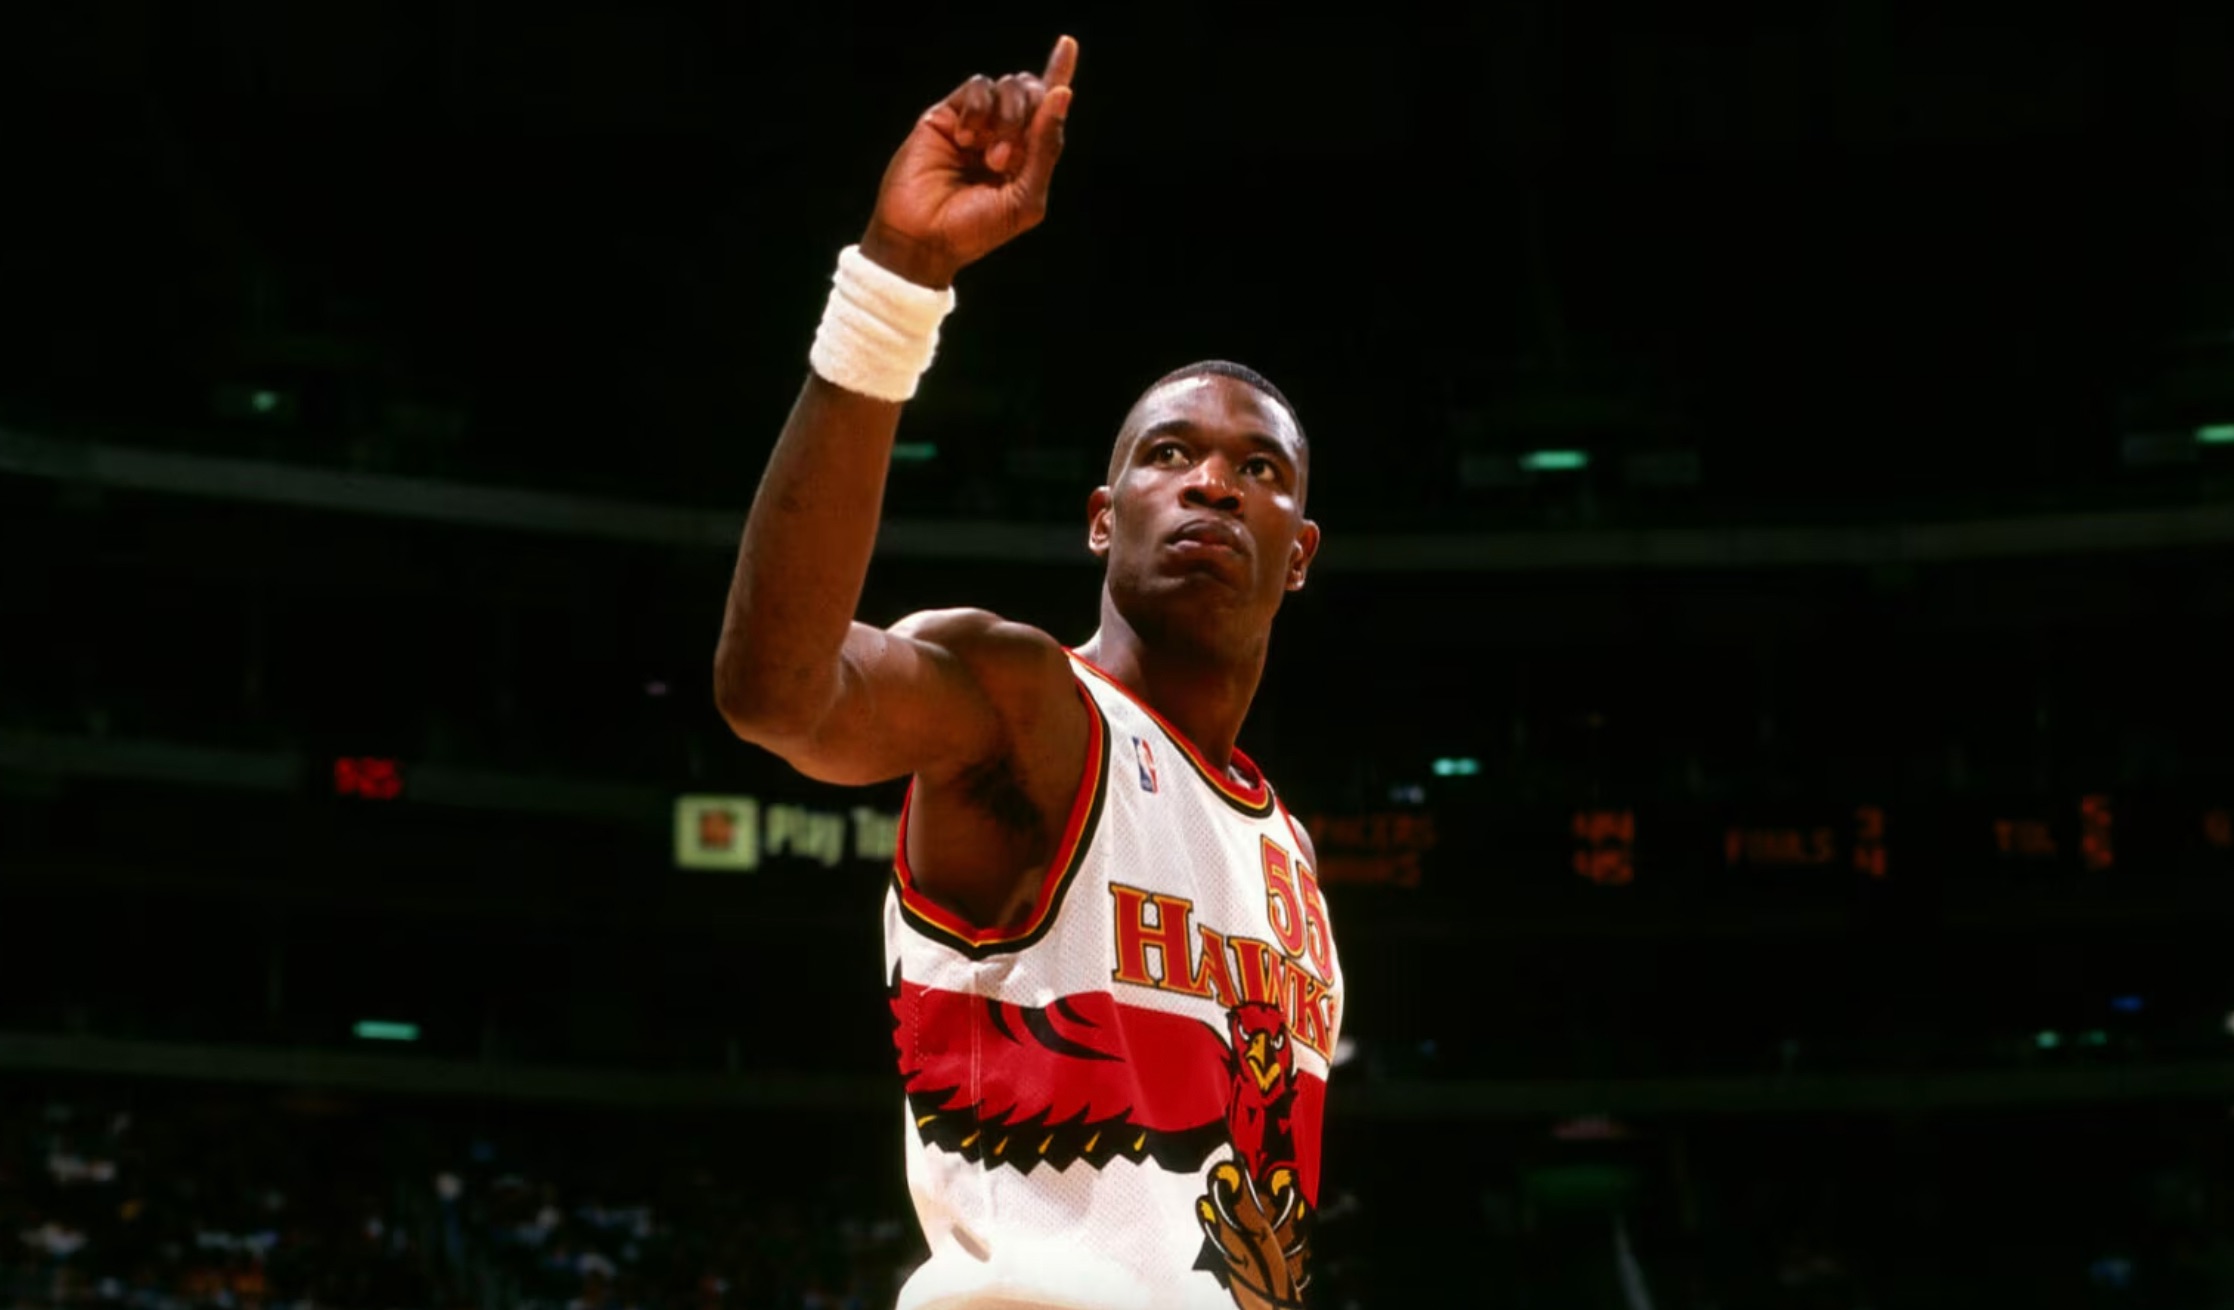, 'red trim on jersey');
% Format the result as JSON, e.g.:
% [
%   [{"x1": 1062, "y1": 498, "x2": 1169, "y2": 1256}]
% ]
[
  {"x1": 1067, "y1": 652, "x2": 1275, "y2": 817},
  {"x1": 892, "y1": 677, "x2": 1109, "y2": 956},
  {"x1": 1275, "y1": 796, "x2": 1316, "y2": 865},
  {"x1": 1291, "y1": 1069, "x2": 1327, "y2": 1205}
]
